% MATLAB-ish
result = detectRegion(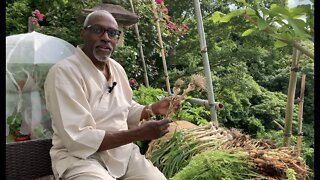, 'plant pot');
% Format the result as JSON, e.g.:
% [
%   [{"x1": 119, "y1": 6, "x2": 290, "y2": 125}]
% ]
[{"x1": 13, "y1": 133, "x2": 31, "y2": 142}]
